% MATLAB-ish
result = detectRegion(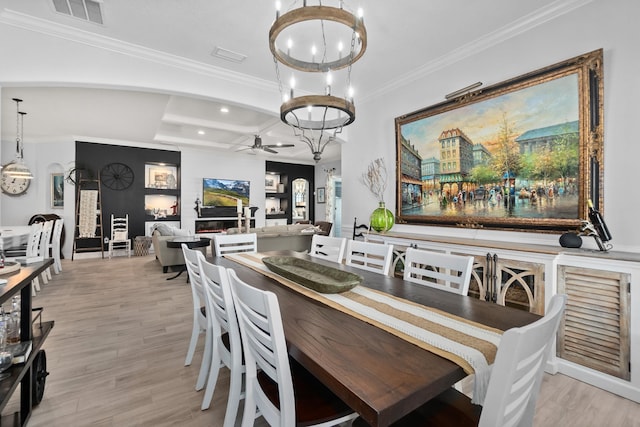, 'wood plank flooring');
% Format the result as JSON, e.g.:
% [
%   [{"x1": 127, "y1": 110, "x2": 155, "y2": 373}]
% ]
[{"x1": 5, "y1": 255, "x2": 640, "y2": 426}]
